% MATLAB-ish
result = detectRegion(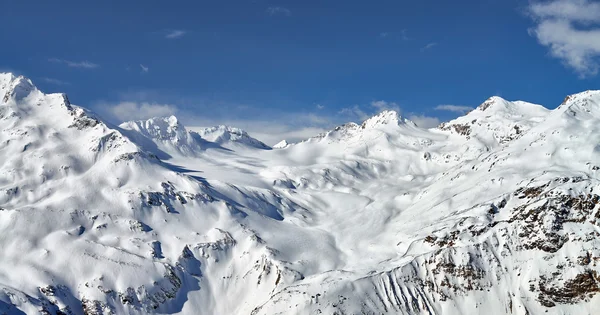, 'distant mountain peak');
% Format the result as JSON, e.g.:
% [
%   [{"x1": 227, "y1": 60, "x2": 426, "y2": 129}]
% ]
[
  {"x1": 477, "y1": 96, "x2": 507, "y2": 111},
  {"x1": 2, "y1": 74, "x2": 37, "y2": 103},
  {"x1": 439, "y1": 96, "x2": 550, "y2": 149},
  {"x1": 121, "y1": 116, "x2": 186, "y2": 141},
  {"x1": 555, "y1": 90, "x2": 600, "y2": 120},
  {"x1": 195, "y1": 125, "x2": 270, "y2": 149},
  {"x1": 360, "y1": 110, "x2": 407, "y2": 129},
  {"x1": 273, "y1": 140, "x2": 289, "y2": 149}
]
